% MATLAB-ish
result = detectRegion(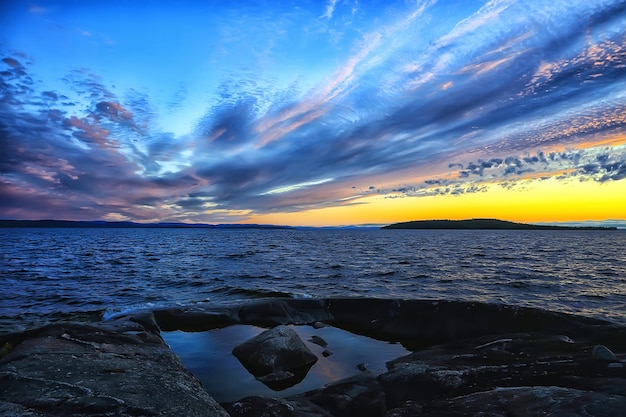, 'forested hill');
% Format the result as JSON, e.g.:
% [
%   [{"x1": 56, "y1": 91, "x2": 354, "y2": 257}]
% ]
[{"x1": 381, "y1": 219, "x2": 616, "y2": 230}]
